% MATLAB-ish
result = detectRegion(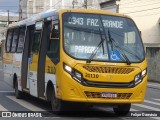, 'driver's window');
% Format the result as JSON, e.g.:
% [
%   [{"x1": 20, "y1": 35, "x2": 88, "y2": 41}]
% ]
[
  {"x1": 50, "y1": 21, "x2": 59, "y2": 39},
  {"x1": 47, "y1": 21, "x2": 60, "y2": 64}
]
